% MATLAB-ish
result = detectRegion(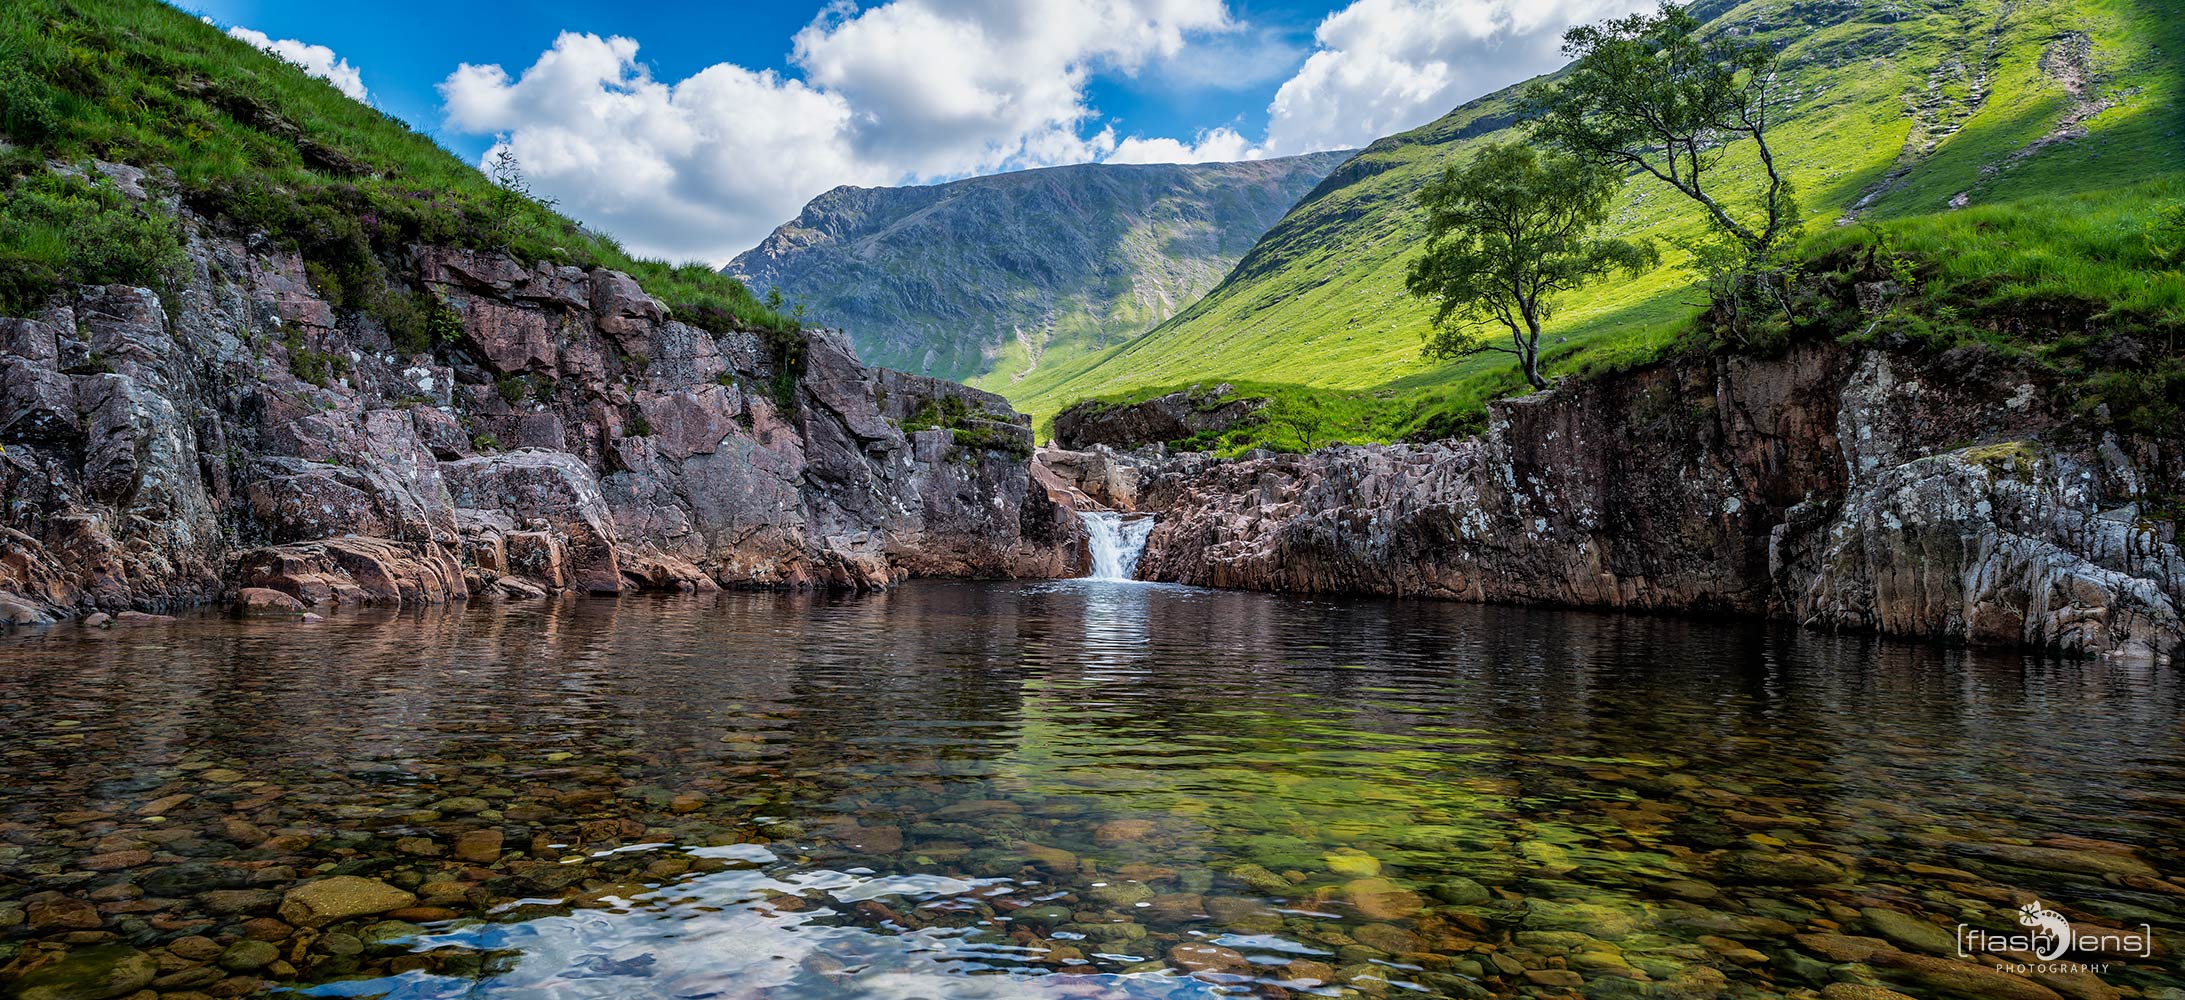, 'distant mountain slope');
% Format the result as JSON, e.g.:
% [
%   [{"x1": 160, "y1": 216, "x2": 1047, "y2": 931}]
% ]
[
  {"x1": 1005, "y1": 0, "x2": 2182, "y2": 429},
  {"x1": 728, "y1": 153, "x2": 1352, "y2": 384}
]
